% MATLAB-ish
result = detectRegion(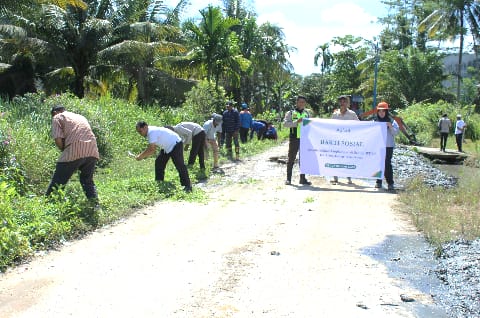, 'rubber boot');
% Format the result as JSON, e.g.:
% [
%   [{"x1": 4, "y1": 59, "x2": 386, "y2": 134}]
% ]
[
  {"x1": 286, "y1": 163, "x2": 293, "y2": 185},
  {"x1": 235, "y1": 146, "x2": 240, "y2": 161},
  {"x1": 299, "y1": 174, "x2": 311, "y2": 185}
]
